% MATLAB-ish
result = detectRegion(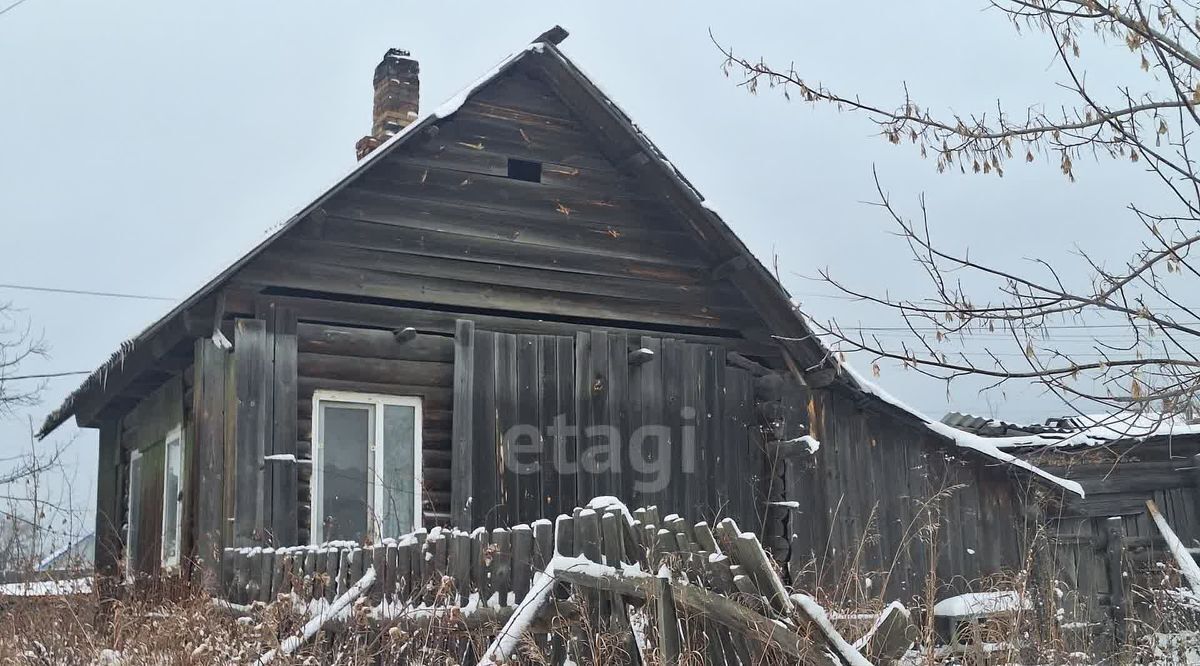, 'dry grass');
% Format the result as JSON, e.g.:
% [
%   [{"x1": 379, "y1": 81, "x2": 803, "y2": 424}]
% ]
[
  {"x1": 5, "y1": 506, "x2": 1200, "y2": 666},
  {"x1": 0, "y1": 591, "x2": 442, "y2": 665},
  {"x1": 1, "y1": 573, "x2": 1199, "y2": 665}
]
